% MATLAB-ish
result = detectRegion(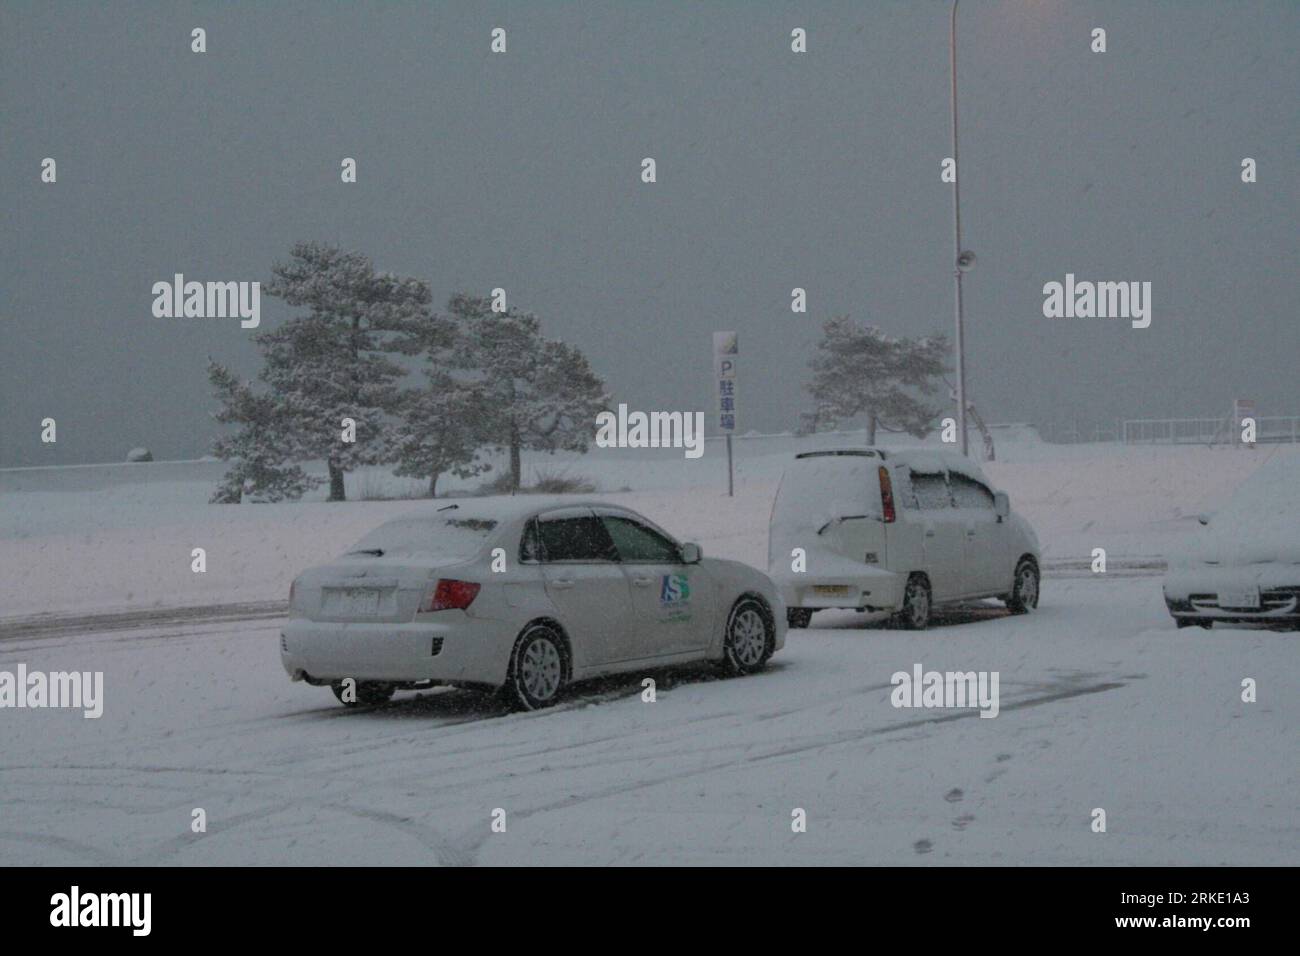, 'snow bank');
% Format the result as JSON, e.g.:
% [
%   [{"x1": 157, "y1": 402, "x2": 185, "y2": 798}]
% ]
[{"x1": 0, "y1": 442, "x2": 1287, "y2": 617}]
